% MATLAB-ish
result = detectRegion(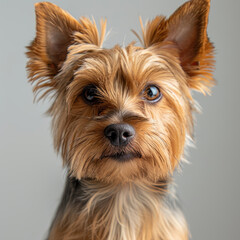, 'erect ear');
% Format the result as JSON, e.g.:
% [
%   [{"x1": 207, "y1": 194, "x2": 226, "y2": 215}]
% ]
[
  {"x1": 27, "y1": 2, "x2": 81, "y2": 73},
  {"x1": 27, "y1": 2, "x2": 105, "y2": 74},
  {"x1": 26, "y1": 2, "x2": 106, "y2": 100},
  {"x1": 141, "y1": 0, "x2": 215, "y2": 94}
]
